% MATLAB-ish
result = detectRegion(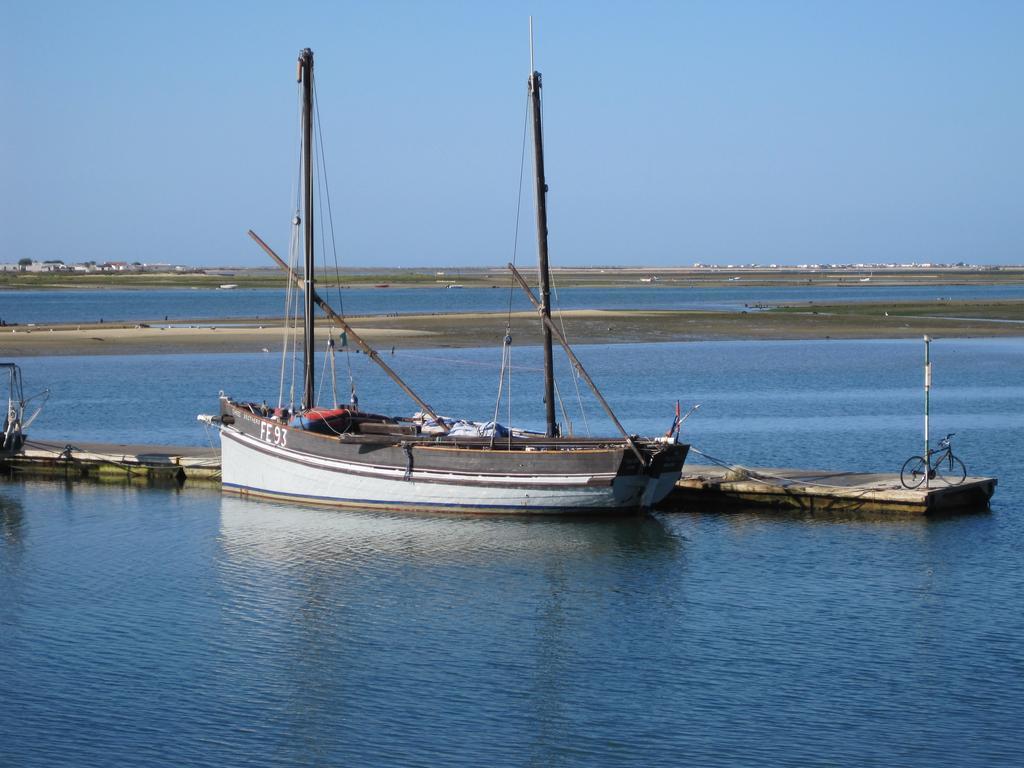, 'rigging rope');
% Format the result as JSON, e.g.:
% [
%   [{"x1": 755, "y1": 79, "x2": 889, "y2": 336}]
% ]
[
  {"x1": 312, "y1": 76, "x2": 358, "y2": 409},
  {"x1": 492, "y1": 93, "x2": 532, "y2": 431},
  {"x1": 552, "y1": 378, "x2": 572, "y2": 436},
  {"x1": 287, "y1": 218, "x2": 303, "y2": 412},
  {"x1": 317, "y1": 334, "x2": 333, "y2": 408},
  {"x1": 549, "y1": 271, "x2": 590, "y2": 436},
  {"x1": 505, "y1": 93, "x2": 531, "y2": 319},
  {"x1": 279, "y1": 86, "x2": 306, "y2": 412},
  {"x1": 490, "y1": 330, "x2": 512, "y2": 448},
  {"x1": 328, "y1": 333, "x2": 339, "y2": 408}
]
